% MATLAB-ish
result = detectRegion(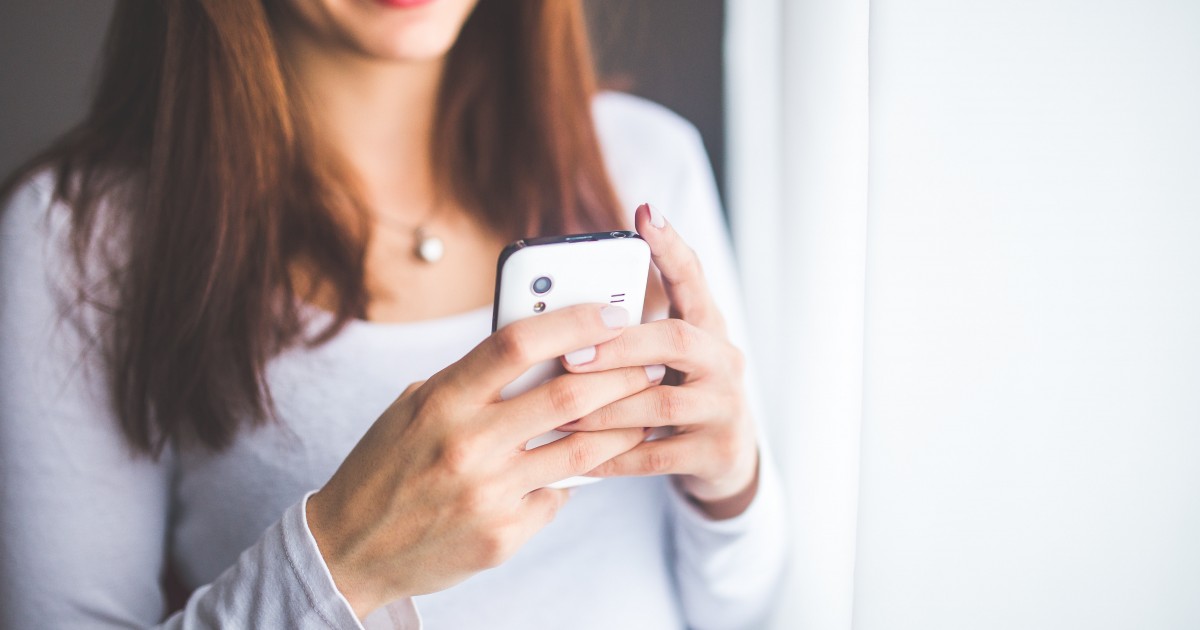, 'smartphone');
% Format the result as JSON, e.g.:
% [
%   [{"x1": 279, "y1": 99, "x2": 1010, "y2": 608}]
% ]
[{"x1": 492, "y1": 230, "x2": 652, "y2": 488}]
